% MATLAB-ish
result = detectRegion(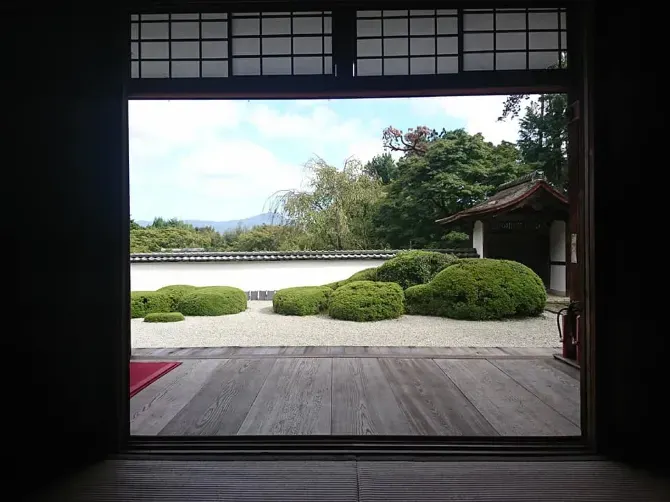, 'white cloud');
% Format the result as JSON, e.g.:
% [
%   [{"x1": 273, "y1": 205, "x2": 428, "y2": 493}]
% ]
[
  {"x1": 176, "y1": 139, "x2": 303, "y2": 199},
  {"x1": 412, "y1": 95, "x2": 539, "y2": 145},
  {"x1": 130, "y1": 96, "x2": 532, "y2": 221},
  {"x1": 129, "y1": 100, "x2": 244, "y2": 147},
  {"x1": 245, "y1": 102, "x2": 368, "y2": 145}
]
